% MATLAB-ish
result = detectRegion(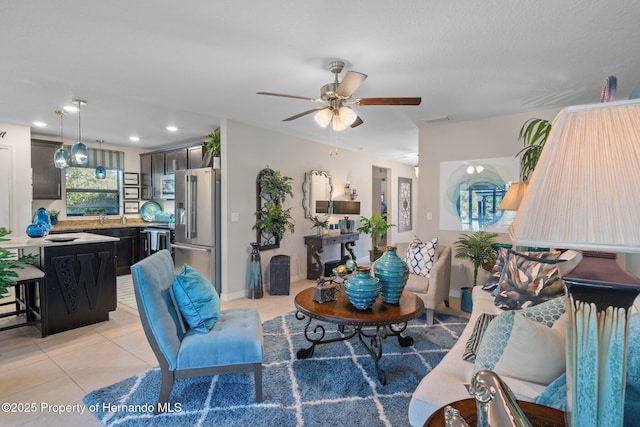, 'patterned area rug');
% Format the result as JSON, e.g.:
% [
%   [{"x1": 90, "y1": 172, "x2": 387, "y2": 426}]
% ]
[{"x1": 83, "y1": 311, "x2": 467, "y2": 426}]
